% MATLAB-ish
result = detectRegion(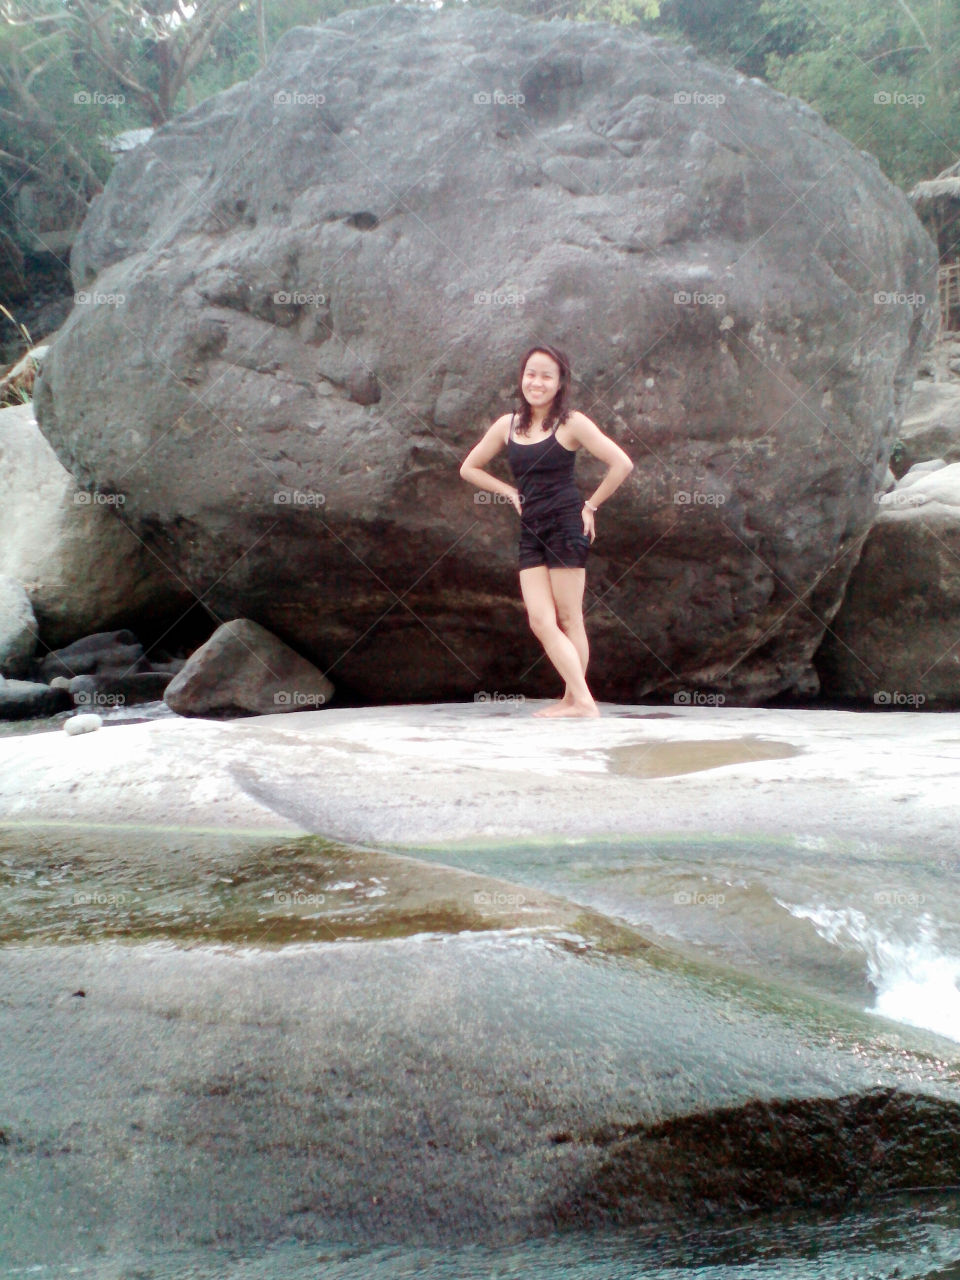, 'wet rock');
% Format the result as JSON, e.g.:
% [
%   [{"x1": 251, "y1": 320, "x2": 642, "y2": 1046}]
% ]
[
  {"x1": 164, "y1": 618, "x2": 334, "y2": 717},
  {"x1": 35, "y1": 5, "x2": 936, "y2": 705},
  {"x1": 564, "y1": 1088, "x2": 960, "y2": 1224},
  {"x1": 2, "y1": 926, "x2": 958, "y2": 1259}
]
